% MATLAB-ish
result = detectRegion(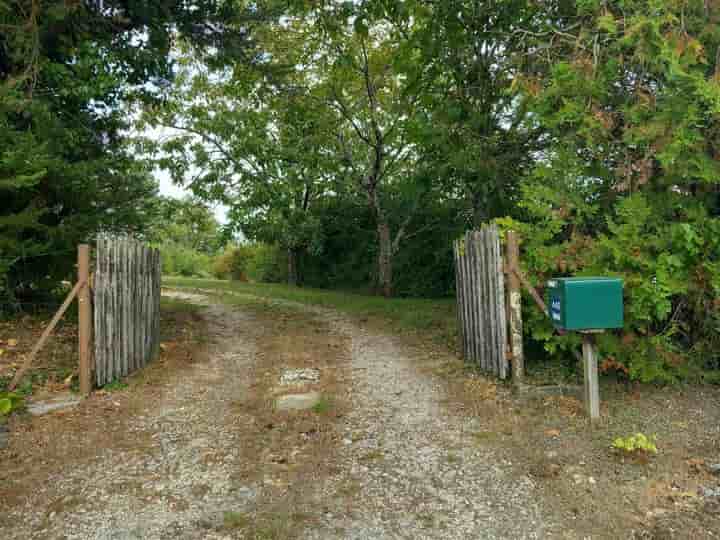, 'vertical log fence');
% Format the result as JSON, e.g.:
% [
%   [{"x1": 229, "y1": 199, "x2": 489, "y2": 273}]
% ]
[
  {"x1": 94, "y1": 236, "x2": 161, "y2": 387},
  {"x1": 453, "y1": 225, "x2": 508, "y2": 379},
  {"x1": 8, "y1": 236, "x2": 161, "y2": 396}
]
